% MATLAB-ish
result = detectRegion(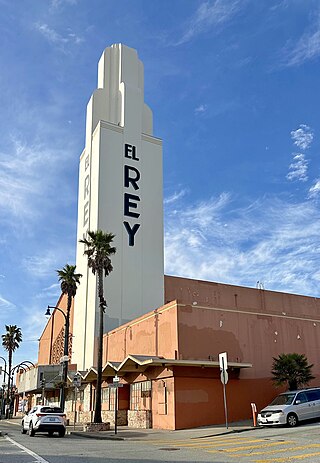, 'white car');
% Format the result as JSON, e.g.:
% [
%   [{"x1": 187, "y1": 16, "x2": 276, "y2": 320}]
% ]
[
  {"x1": 258, "y1": 388, "x2": 320, "y2": 427},
  {"x1": 21, "y1": 405, "x2": 67, "y2": 437}
]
